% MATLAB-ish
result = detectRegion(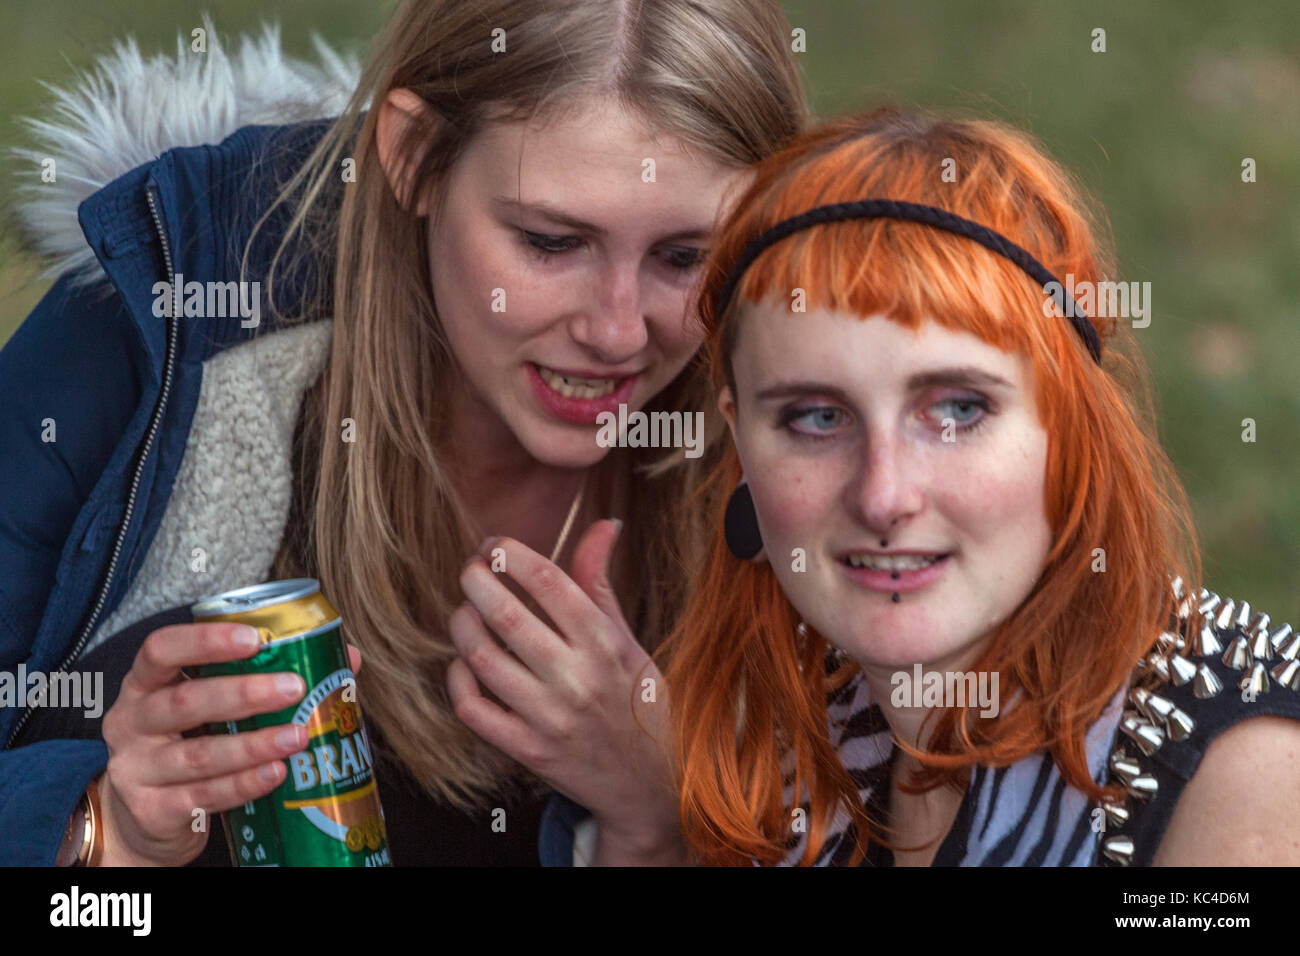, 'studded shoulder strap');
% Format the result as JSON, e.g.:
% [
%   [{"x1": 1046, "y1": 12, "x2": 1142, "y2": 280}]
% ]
[{"x1": 1096, "y1": 581, "x2": 1300, "y2": 866}]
